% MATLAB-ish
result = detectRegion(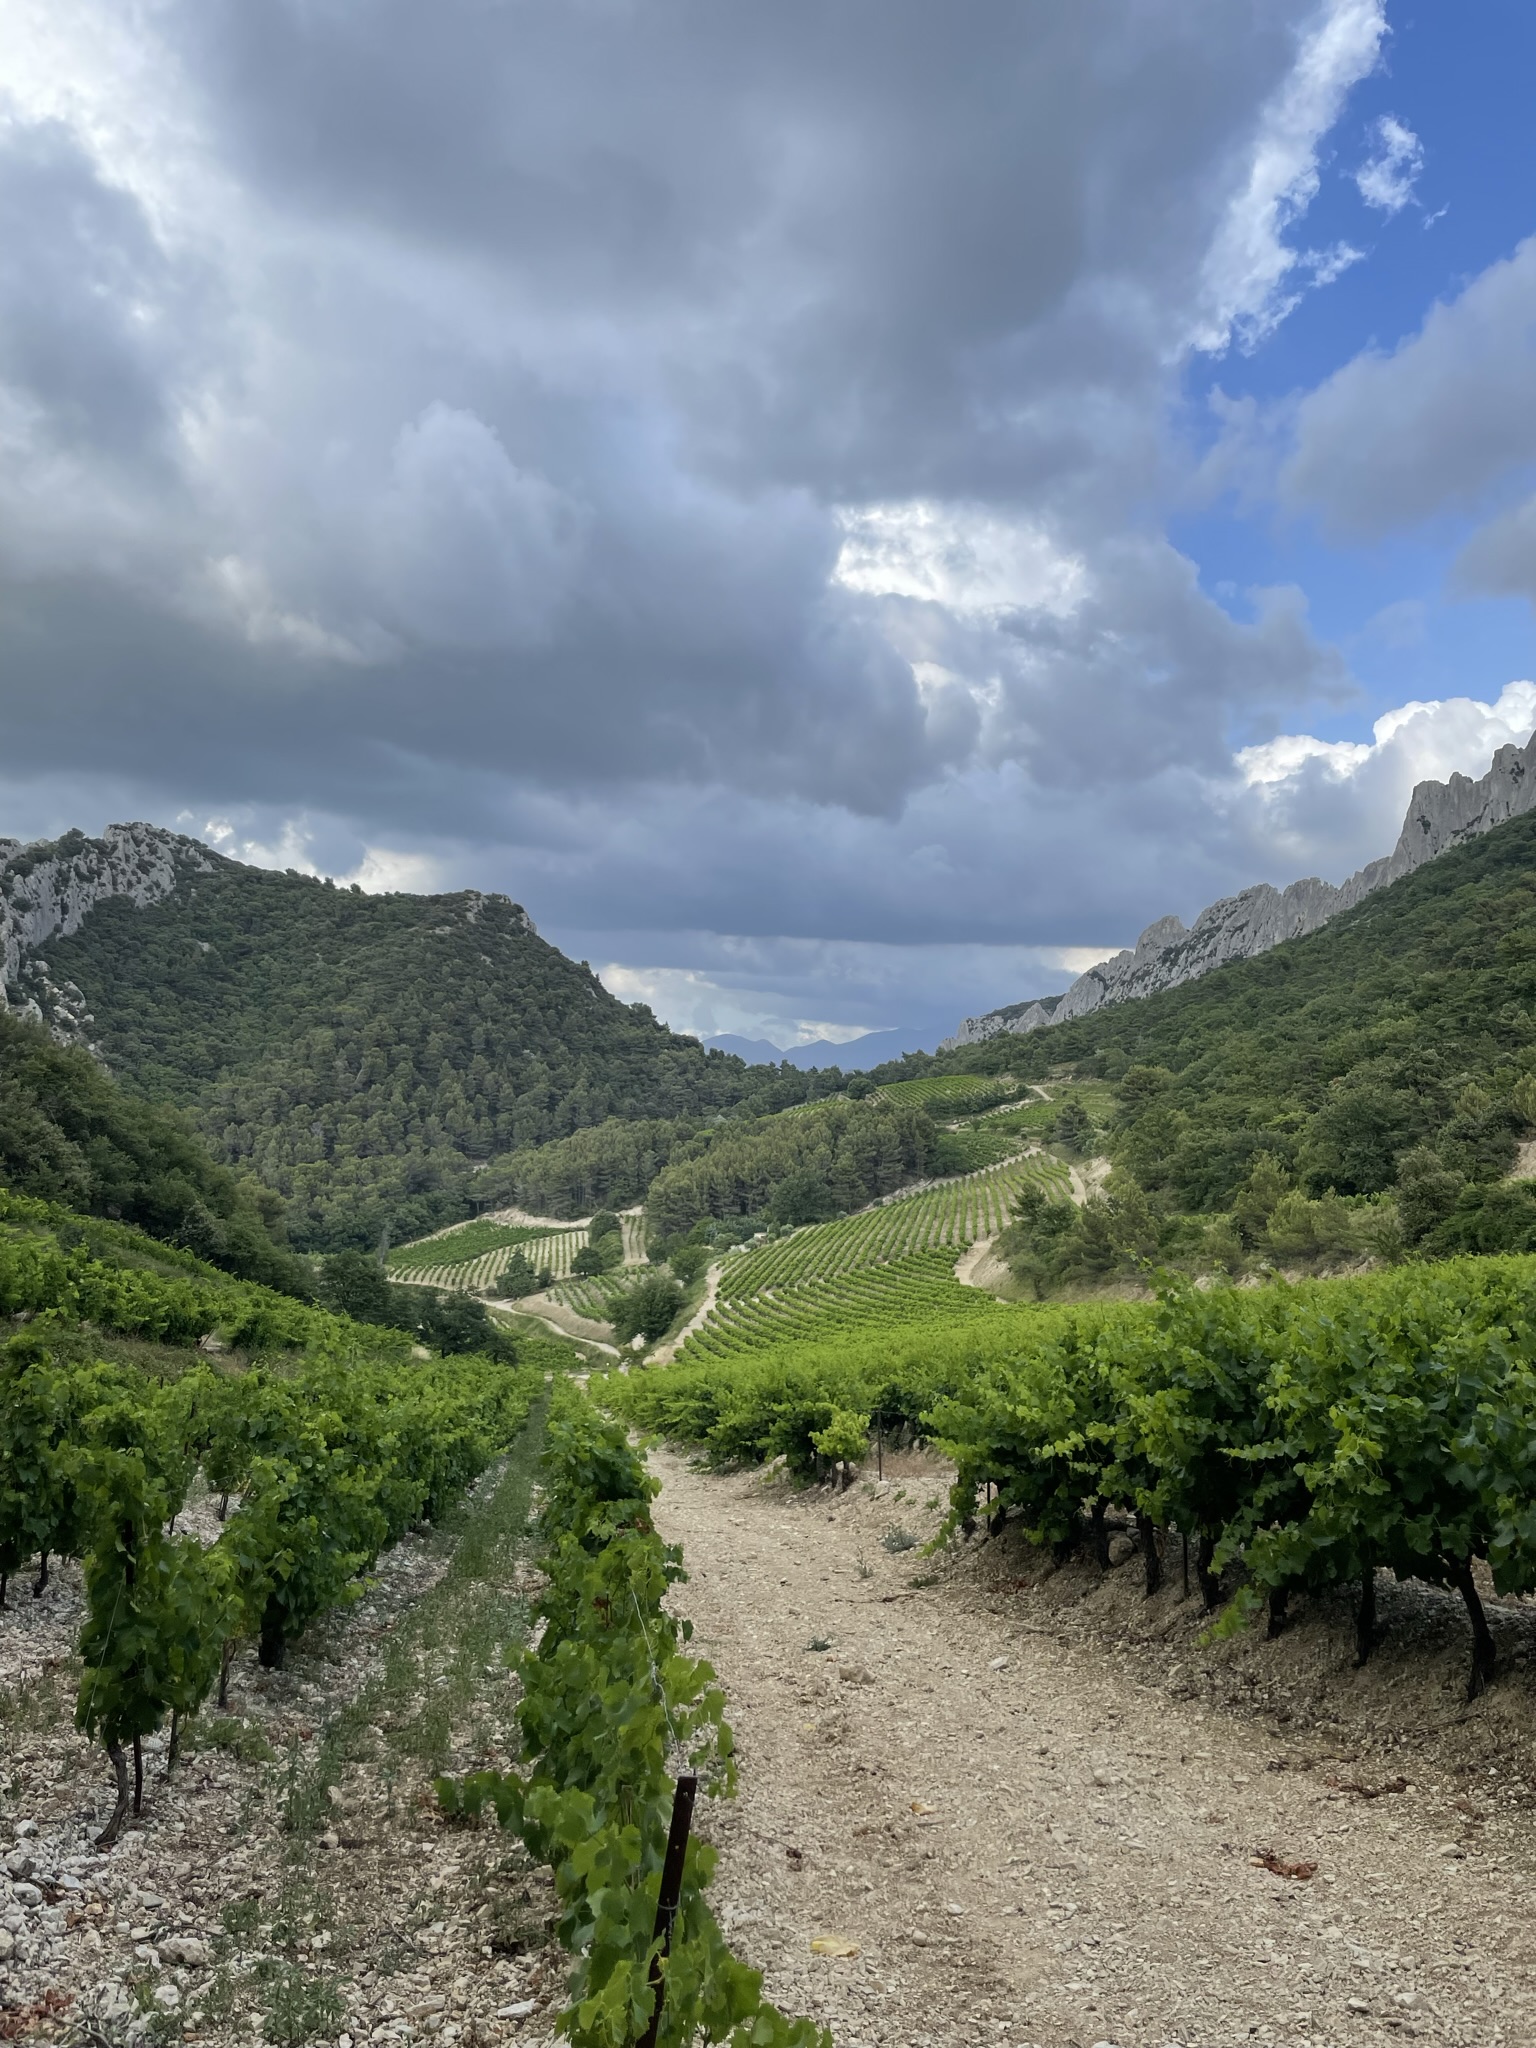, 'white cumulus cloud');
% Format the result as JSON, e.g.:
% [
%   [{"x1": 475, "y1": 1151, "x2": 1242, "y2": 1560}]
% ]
[
  {"x1": 1354, "y1": 113, "x2": 1424, "y2": 215},
  {"x1": 833, "y1": 502, "x2": 1084, "y2": 620},
  {"x1": 1235, "y1": 679, "x2": 1536, "y2": 876}
]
